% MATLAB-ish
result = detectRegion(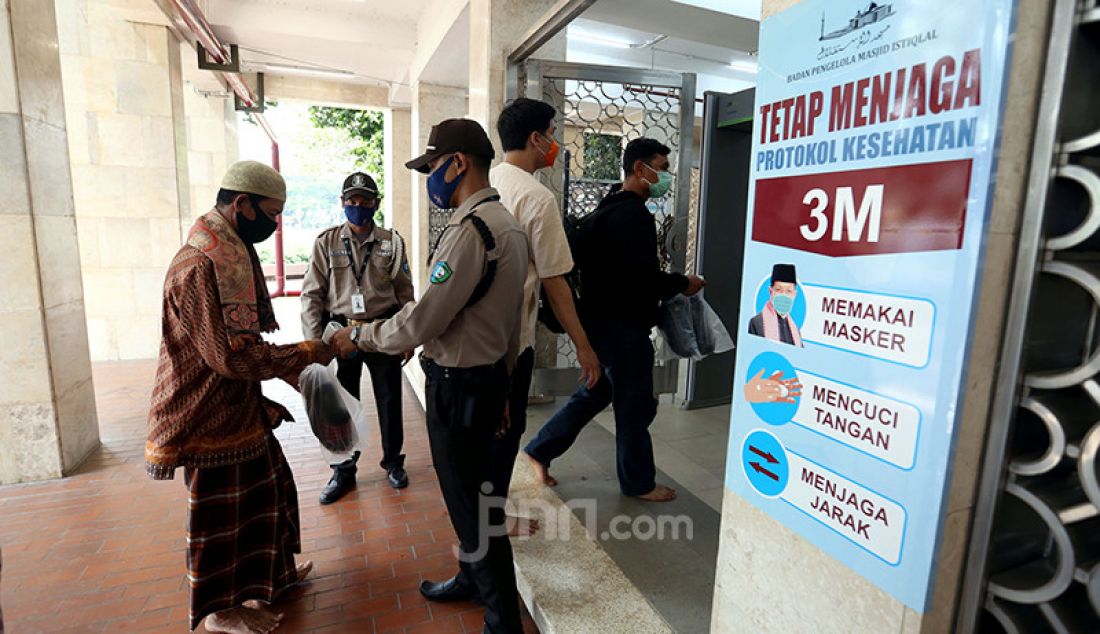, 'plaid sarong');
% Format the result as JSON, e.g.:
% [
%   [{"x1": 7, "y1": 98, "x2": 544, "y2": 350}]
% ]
[{"x1": 184, "y1": 433, "x2": 300, "y2": 630}]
